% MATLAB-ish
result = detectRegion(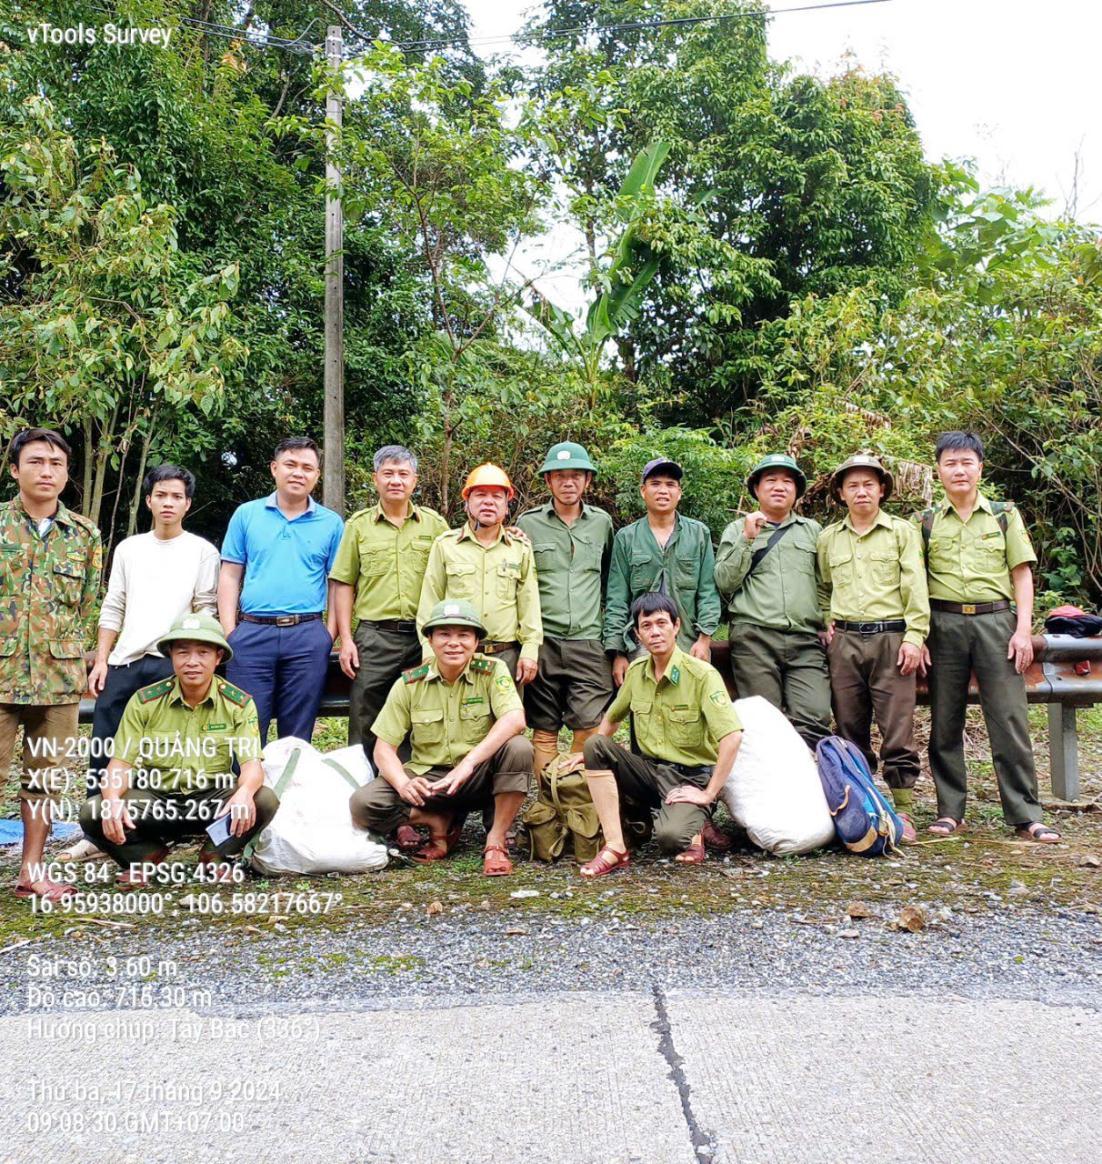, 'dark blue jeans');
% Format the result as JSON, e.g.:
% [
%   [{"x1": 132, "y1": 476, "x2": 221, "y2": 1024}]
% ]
[
  {"x1": 89, "y1": 654, "x2": 175, "y2": 796},
  {"x1": 225, "y1": 618, "x2": 332, "y2": 743}
]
